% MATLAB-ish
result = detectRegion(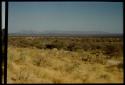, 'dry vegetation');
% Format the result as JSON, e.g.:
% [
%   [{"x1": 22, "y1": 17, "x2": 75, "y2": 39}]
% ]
[{"x1": 7, "y1": 36, "x2": 123, "y2": 83}]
